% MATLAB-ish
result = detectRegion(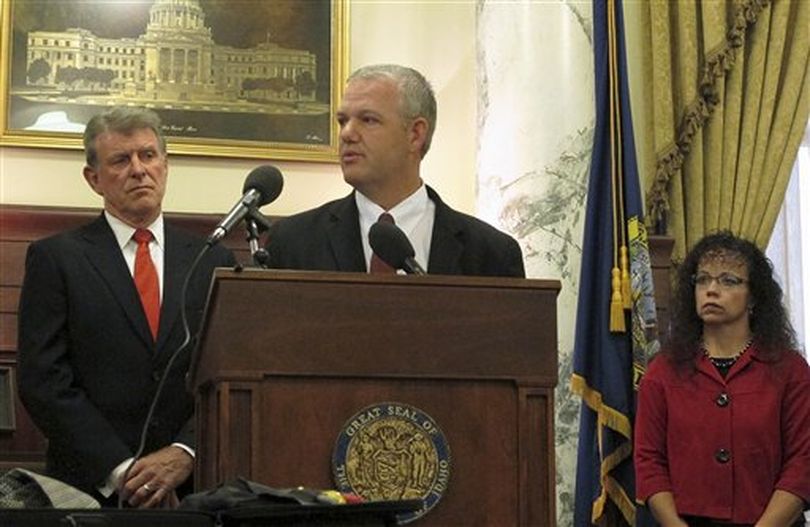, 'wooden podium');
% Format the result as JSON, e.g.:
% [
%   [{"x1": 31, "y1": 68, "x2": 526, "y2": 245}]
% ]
[{"x1": 190, "y1": 269, "x2": 560, "y2": 526}]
